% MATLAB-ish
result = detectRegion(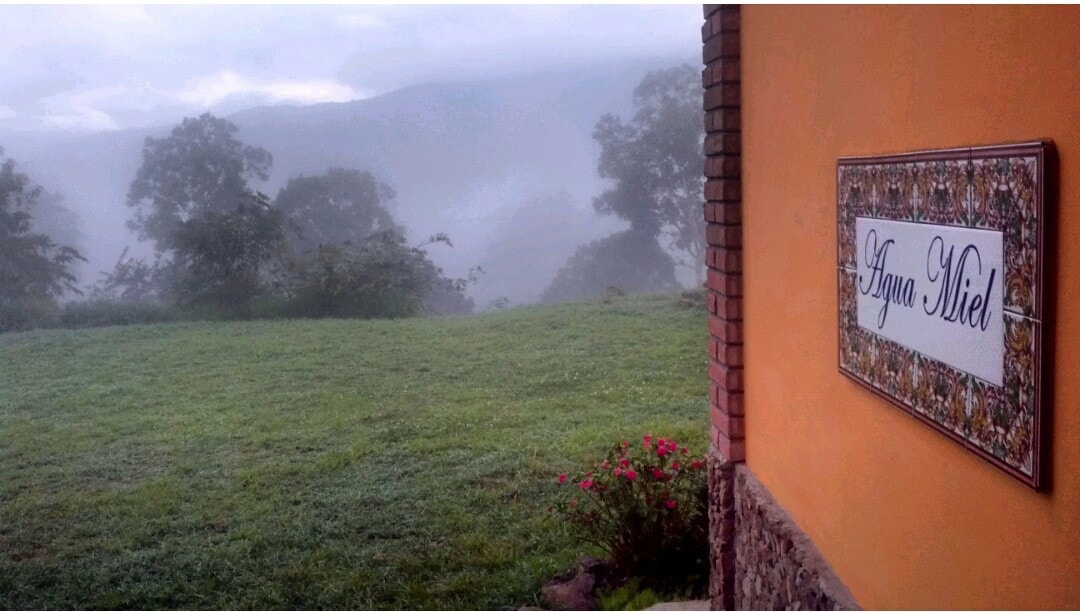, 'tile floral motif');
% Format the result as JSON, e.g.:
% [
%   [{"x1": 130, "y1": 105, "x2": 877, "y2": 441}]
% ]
[
  {"x1": 914, "y1": 160, "x2": 969, "y2": 226},
  {"x1": 848, "y1": 165, "x2": 875, "y2": 218},
  {"x1": 969, "y1": 378, "x2": 1033, "y2": 475},
  {"x1": 971, "y1": 156, "x2": 1039, "y2": 317},
  {"x1": 969, "y1": 379, "x2": 1015, "y2": 463},
  {"x1": 874, "y1": 163, "x2": 916, "y2": 222},
  {"x1": 840, "y1": 319, "x2": 874, "y2": 384},
  {"x1": 841, "y1": 326, "x2": 874, "y2": 382},
  {"x1": 838, "y1": 270, "x2": 868, "y2": 377},
  {"x1": 837, "y1": 142, "x2": 1048, "y2": 489},
  {"x1": 871, "y1": 339, "x2": 917, "y2": 407},
  {"x1": 838, "y1": 270, "x2": 857, "y2": 325},
  {"x1": 1004, "y1": 409, "x2": 1035, "y2": 476},
  {"x1": 1004, "y1": 314, "x2": 1036, "y2": 419},
  {"x1": 867, "y1": 335, "x2": 882, "y2": 386},
  {"x1": 914, "y1": 355, "x2": 970, "y2": 438},
  {"x1": 837, "y1": 166, "x2": 864, "y2": 269}
]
